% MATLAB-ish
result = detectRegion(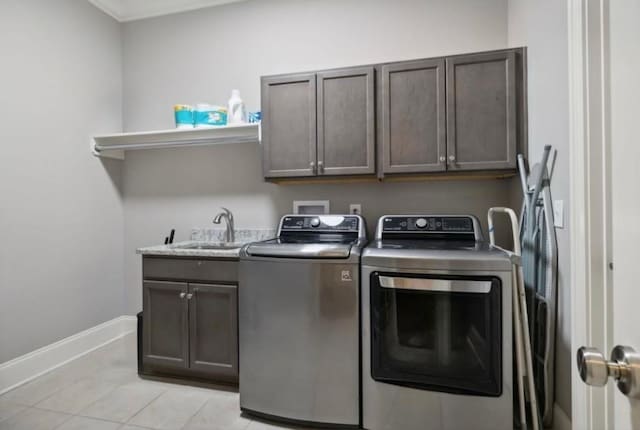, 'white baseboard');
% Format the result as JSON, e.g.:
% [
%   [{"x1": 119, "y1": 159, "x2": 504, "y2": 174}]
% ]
[
  {"x1": 553, "y1": 403, "x2": 572, "y2": 430},
  {"x1": 0, "y1": 315, "x2": 137, "y2": 396}
]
